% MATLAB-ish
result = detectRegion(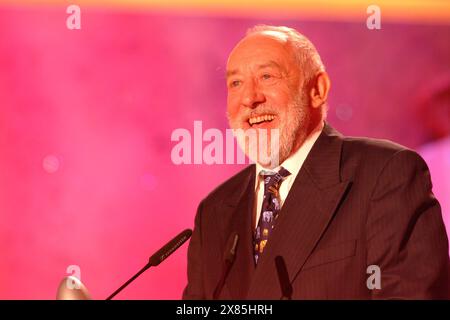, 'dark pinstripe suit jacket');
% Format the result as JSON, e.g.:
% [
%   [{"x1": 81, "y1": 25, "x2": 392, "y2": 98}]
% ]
[{"x1": 183, "y1": 123, "x2": 449, "y2": 299}]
